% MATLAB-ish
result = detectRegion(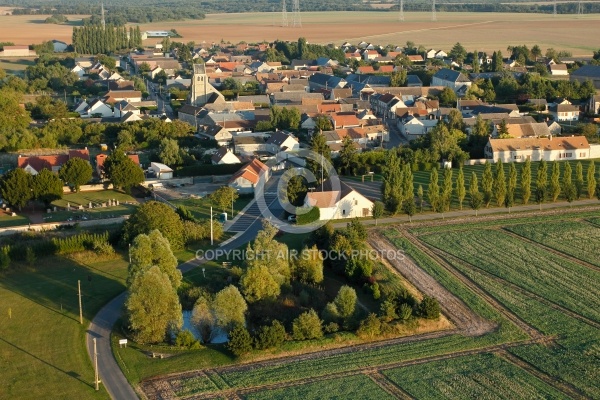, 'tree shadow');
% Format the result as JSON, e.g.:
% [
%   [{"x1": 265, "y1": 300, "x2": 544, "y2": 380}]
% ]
[{"x1": 0, "y1": 337, "x2": 94, "y2": 388}]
